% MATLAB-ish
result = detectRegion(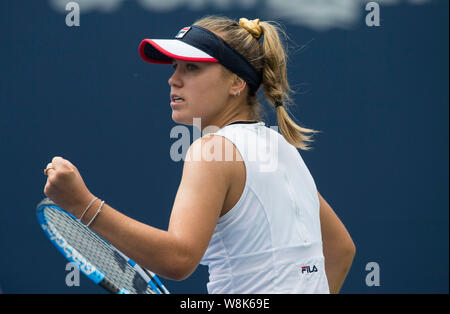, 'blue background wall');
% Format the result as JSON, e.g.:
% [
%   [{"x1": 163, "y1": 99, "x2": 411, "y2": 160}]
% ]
[{"x1": 0, "y1": 0, "x2": 448, "y2": 293}]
